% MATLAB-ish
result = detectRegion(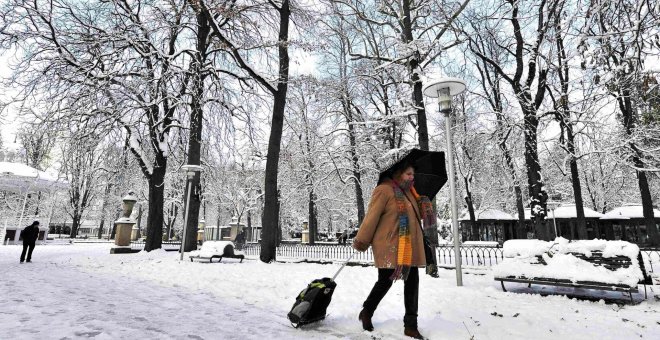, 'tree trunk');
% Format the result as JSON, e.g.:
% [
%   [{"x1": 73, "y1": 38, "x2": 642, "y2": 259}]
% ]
[
  {"x1": 183, "y1": 174, "x2": 202, "y2": 250},
  {"x1": 498, "y1": 120, "x2": 525, "y2": 237},
  {"x1": 347, "y1": 117, "x2": 365, "y2": 224},
  {"x1": 110, "y1": 210, "x2": 119, "y2": 240},
  {"x1": 97, "y1": 219, "x2": 105, "y2": 239},
  {"x1": 260, "y1": 1, "x2": 290, "y2": 263},
  {"x1": 616, "y1": 90, "x2": 660, "y2": 245},
  {"x1": 555, "y1": 21, "x2": 587, "y2": 240},
  {"x1": 568, "y1": 133, "x2": 587, "y2": 239},
  {"x1": 403, "y1": 0, "x2": 439, "y2": 247},
  {"x1": 69, "y1": 213, "x2": 81, "y2": 239},
  {"x1": 247, "y1": 209, "x2": 252, "y2": 243},
  {"x1": 522, "y1": 105, "x2": 548, "y2": 239},
  {"x1": 464, "y1": 176, "x2": 478, "y2": 241},
  {"x1": 97, "y1": 183, "x2": 111, "y2": 239},
  {"x1": 636, "y1": 160, "x2": 659, "y2": 245},
  {"x1": 308, "y1": 190, "x2": 317, "y2": 245},
  {"x1": 144, "y1": 163, "x2": 166, "y2": 251},
  {"x1": 402, "y1": 0, "x2": 428, "y2": 151},
  {"x1": 183, "y1": 10, "x2": 210, "y2": 252}
]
